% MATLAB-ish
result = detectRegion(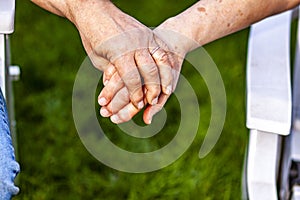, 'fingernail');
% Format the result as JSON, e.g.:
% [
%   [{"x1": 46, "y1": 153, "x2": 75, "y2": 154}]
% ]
[
  {"x1": 146, "y1": 114, "x2": 153, "y2": 124},
  {"x1": 165, "y1": 85, "x2": 172, "y2": 95},
  {"x1": 111, "y1": 115, "x2": 121, "y2": 124},
  {"x1": 151, "y1": 97, "x2": 158, "y2": 105},
  {"x1": 98, "y1": 97, "x2": 107, "y2": 106},
  {"x1": 100, "y1": 108, "x2": 110, "y2": 117},
  {"x1": 143, "y1": 87, "x2": 148, "y2": 94},
  {"x1": 104, "y1": 80, "x2": 109, "y2": 86},
  {"x1": 137, "y1": 101, "x2": 144, "y2": 109}
]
